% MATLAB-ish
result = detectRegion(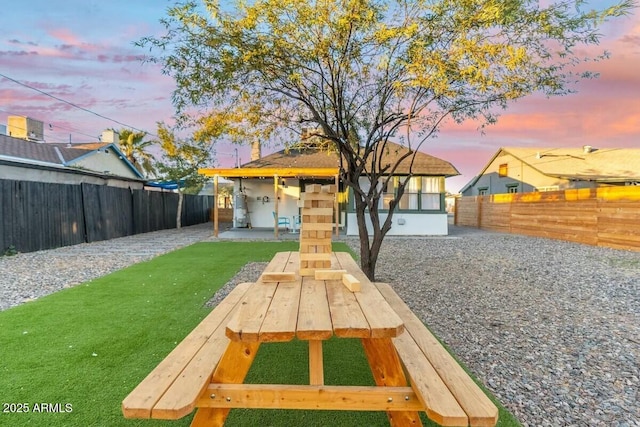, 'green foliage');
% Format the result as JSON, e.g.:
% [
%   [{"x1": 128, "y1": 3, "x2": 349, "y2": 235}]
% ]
[
  {"x1": 2, "y1": 245, "x2": 19, "y2": 256},
  {"x1": 116, "y1": 128, "x2": 157, "y2": 177},
  {"x1": 138, "y1": 0, "x2": 634, "y2": 278},
  {"x1": 154, "y1": 122, "x2": 211, "y2": 193}
]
